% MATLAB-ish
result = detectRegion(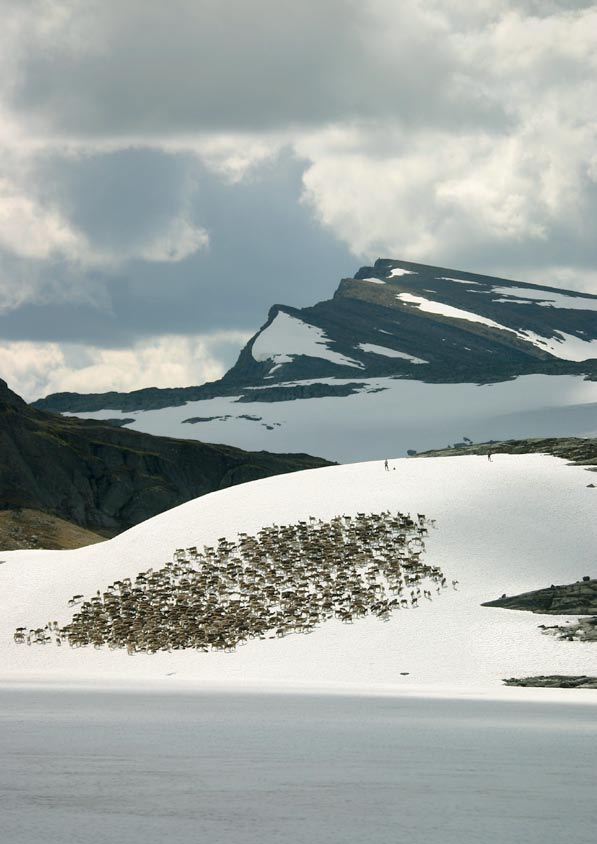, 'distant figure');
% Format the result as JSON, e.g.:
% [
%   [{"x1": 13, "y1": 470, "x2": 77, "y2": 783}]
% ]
[
  {"x1": 487, "y1": 451, "x2": 493, "y2": 462},
  {"x1": 384, "y1": 459, "x2": 389, "y2": 471}
]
